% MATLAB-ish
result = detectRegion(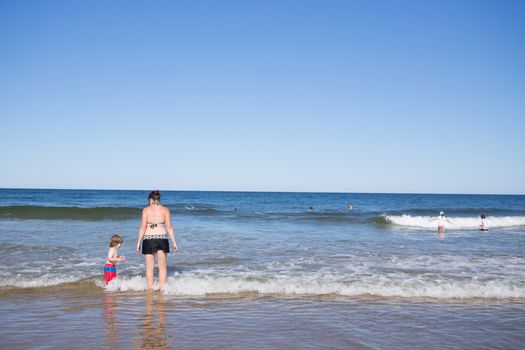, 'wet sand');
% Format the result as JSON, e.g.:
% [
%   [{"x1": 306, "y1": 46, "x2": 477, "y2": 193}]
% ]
[{"x1": 1, "y1": 286, "x2": 524, "y2": 349}]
